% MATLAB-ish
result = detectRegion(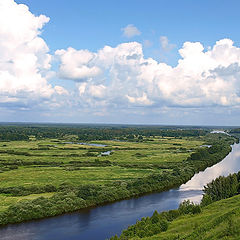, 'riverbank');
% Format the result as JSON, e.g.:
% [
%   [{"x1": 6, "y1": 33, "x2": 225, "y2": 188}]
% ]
[{"x1": 112, "y1": 169, "x2": 240, "y2": 240}]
